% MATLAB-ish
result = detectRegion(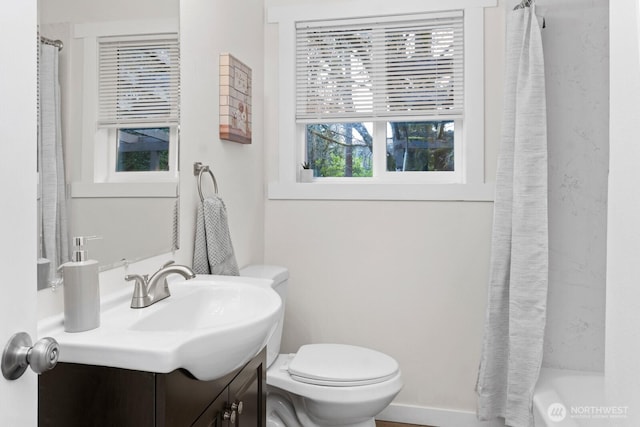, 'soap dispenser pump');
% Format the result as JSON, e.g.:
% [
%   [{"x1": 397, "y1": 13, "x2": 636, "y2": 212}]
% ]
[{"x1": 59, "y1": 236, "x2": 101, "y2": 332}]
